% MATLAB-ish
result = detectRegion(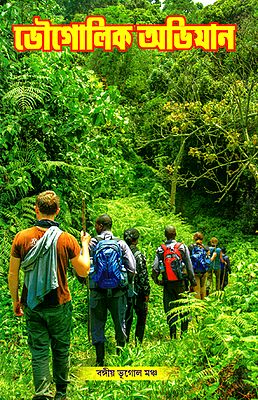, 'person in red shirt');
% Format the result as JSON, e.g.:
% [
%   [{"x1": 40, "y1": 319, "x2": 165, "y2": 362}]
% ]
[{"x1": 8, "y1": 190, "x2": 91, "y2": 400}]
